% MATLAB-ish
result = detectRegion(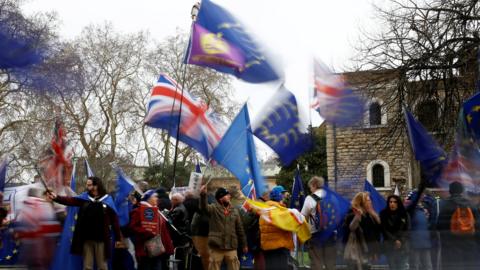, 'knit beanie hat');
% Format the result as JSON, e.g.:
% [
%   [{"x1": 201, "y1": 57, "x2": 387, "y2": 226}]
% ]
[
  {"x1": 449, "y1": 181, "x2": 464, "y2": 195},
  {"x1": 142, "y1": 189, "x2": 156, "y2": 202},
  {"x1": 215, "y1": 187, "x2": 229, "y2": 201}
]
